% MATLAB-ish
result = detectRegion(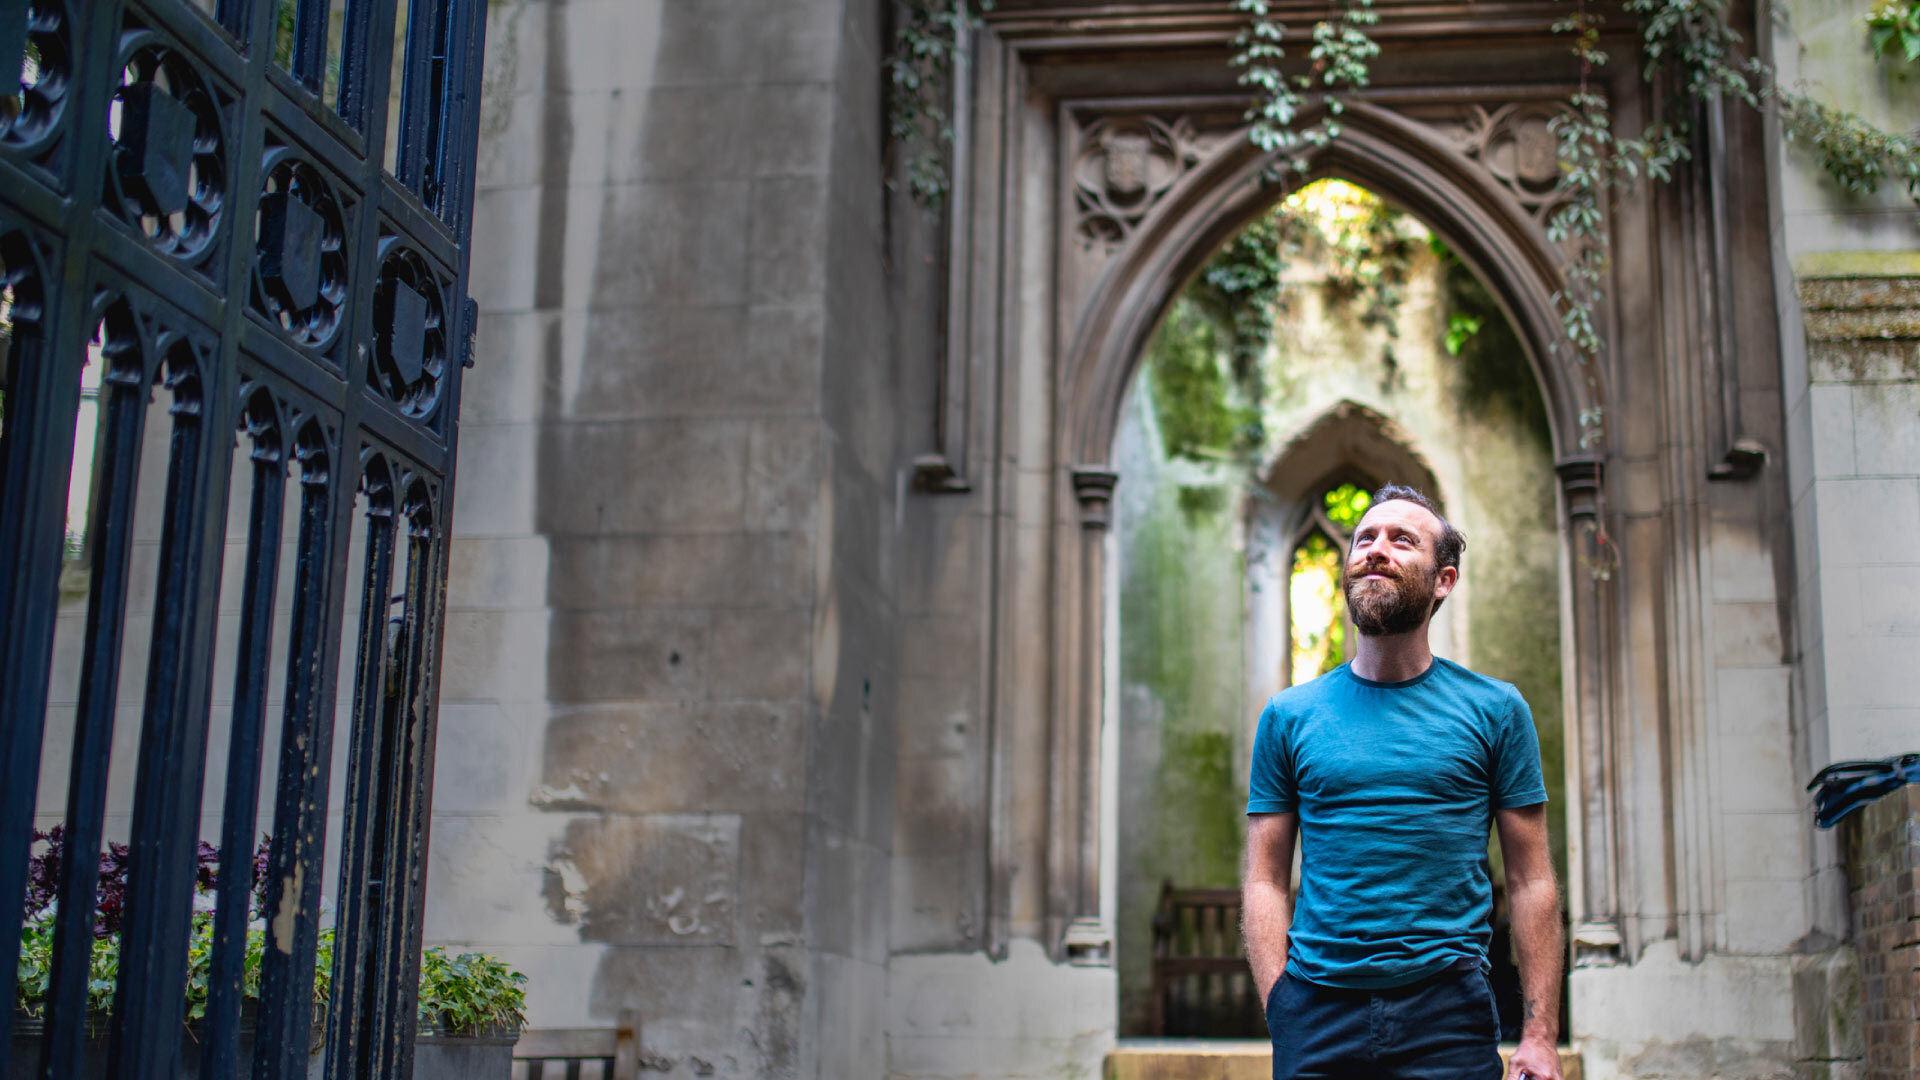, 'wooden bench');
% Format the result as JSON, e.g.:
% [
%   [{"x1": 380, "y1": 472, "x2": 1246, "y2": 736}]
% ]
[
  {"x1": 1150, "y1": 882, "x2": 1265, "y2": 1038},
  {"x1": 511, "y1": 1017, "x2": 639, "y2": 1080}
]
